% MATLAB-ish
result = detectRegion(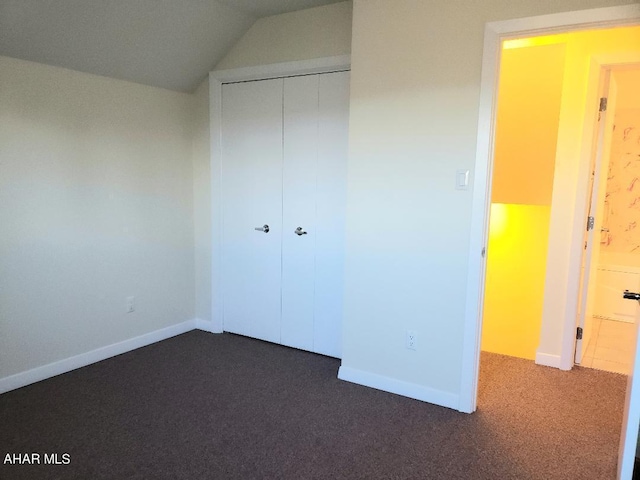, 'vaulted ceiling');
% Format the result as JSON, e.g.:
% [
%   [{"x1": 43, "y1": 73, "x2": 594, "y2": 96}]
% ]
[{"x1": 0, "y1": 0, "x2": 344, "y2": 92}]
